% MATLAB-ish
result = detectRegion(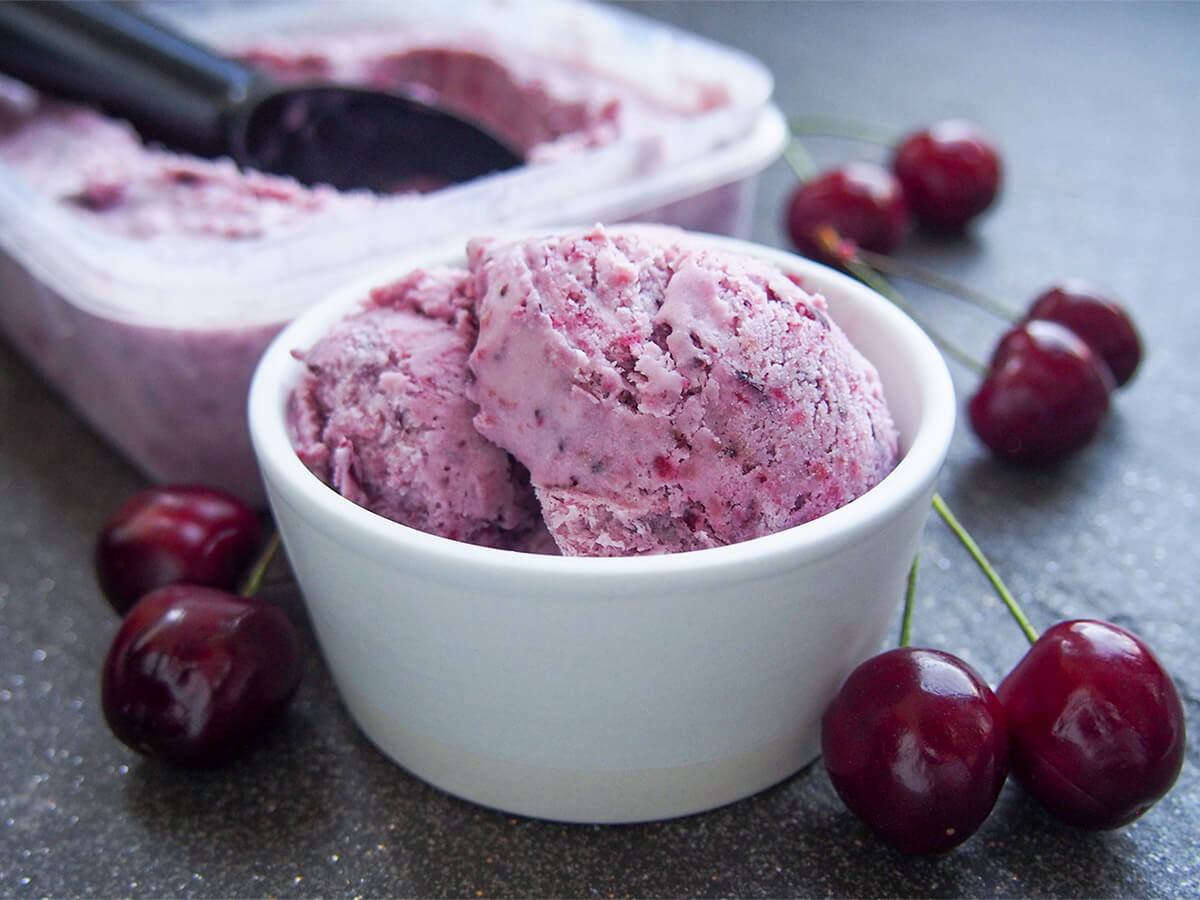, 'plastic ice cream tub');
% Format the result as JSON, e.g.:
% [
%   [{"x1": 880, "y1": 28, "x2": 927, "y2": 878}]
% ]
[{"x1": 0, "y1": 0, "x2": 786, "y2": 500}]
